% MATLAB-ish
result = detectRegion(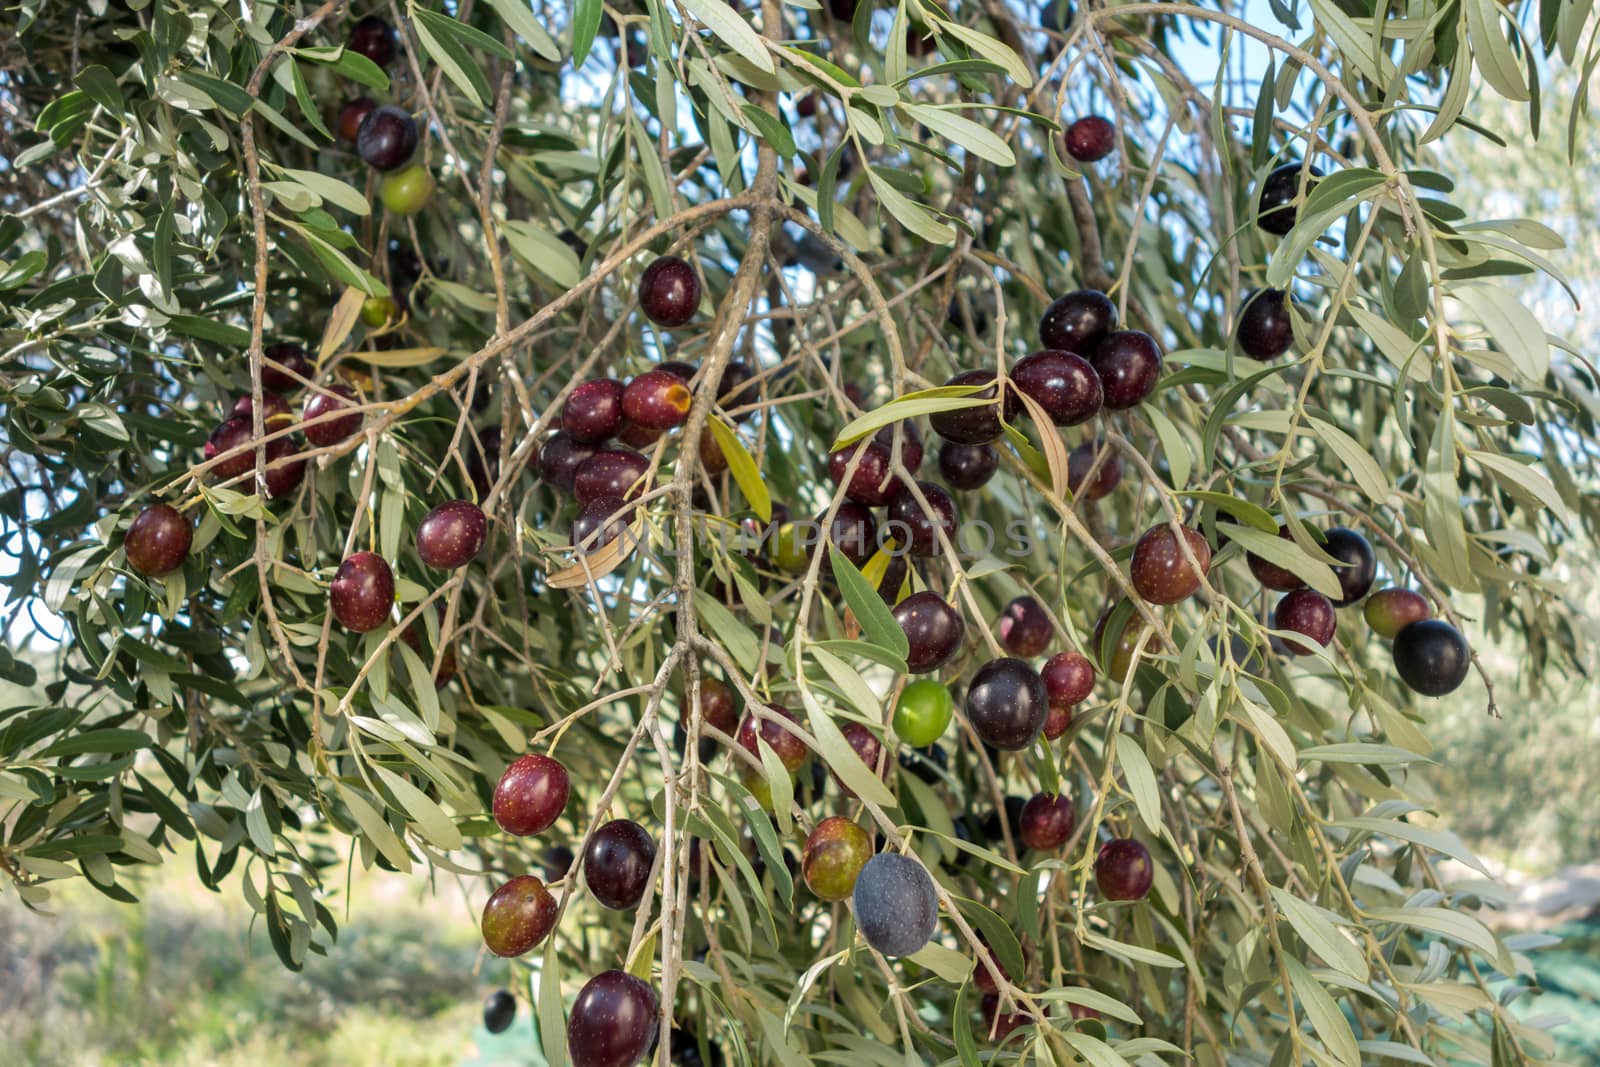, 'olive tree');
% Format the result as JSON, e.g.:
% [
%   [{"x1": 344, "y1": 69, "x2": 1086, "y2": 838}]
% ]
[{"x1": 1, "y1": 0, "x2": 1596, "y2": 1064}]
